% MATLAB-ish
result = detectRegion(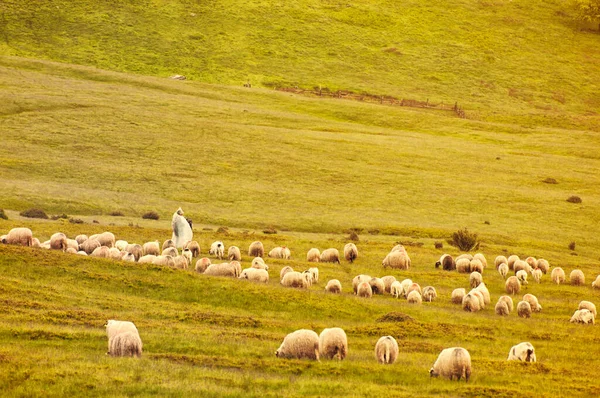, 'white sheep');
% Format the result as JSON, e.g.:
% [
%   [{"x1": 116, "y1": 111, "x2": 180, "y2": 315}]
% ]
[
  {"x1": 495, "y1": 299, "x2": 510, "y2": 316},
  {"x1": 517, "y1": 301, "x2": 532, "y2": 318},
  {"x1": 108, "y1": 331, "x2": 142, "y2": 358},
  {"x1": 173, "y1": 255, "x2": 189, "y2": 270},
  {"x1": 570, "y1": 269, "x2": 585, "y2": 286},
  {"x1": 306, "y1": 248, "x2": 320, "y2": 262},
  {"x1": 325, "y1": 279, "x2": 342, "y2": 294},
  {"x1": 209, "y1": 241, "x2": 225, "y2": 260},
  {"x1": 382, "y1": 251, "x2": 410, "y2": 270},
  {"x1": 406, "y1": 283, "x2": 422, "y2": 297},
  {"x1": 536, "y1": 258, "x2": 550, "y2": 274},
  {"x1": 451, "y1": 288, "x2": 466, "y2": 304},
  {"x1": 121, "y1": 252, "x2": 136, "y2": 262},
  {"x1": 407, "y1": 290, "x2": 422, "y2": 304},
  {"x1": 228, "y1": 246, "x2": 242, "y2": 261},
  {"x1": 93, "y1": 232, "x2": 115, "y2": 248},
  {"x1": 505, "y1": 276, "x2": 521, "y2": 295},
  {"x1": 578, "y1": 301, "x2": 597, "y2": 317},
  {"x1": 473, "y1": 253, "x2": 487, "y2": 268},
  {"x1": 356, "y1": 282, "x2": 373, "y2": 298},
  {"x1": 171, "y1": 207, "x2": 193, "y2": 249},
  {"x1": 391, "y1": 244, "x2": 407, "y2": 254},
  {"x1": 498, "y1": 263, "x2": 509, "y2": 279},
  {"x1": 182, "y1": 248, "x2": 193, "y2": 265},
  {"x1": 399, "y1": 279, "x2": 413, "y2": 298},
  {"x1": 75, "y1": 234, "x2": 88, "y2": 245},
  {"x1": 50, "y1": 232, "x2": 68, "y2": 251},
  {"x1": 456, "y1": 258, "x2": 471, "y2": 273},
  {"x1": 507, "y1": 255, "x2": 520, "y2": 270},
  {"x1": 375, "y1": 336, "x2": 399, "y2": 364},
  {"x1": 105, "y1": 320, "x2": 139, "y2": 351},
  {"x1": 115, "y1": 240, "x2": 129, "y2": 251},
  {"x1": 319, "y1": 328, "x2": 347, "y2": 360},
  {"x1": 281, "y1": 271, "x2": 311, "y2": 288},
  {"x1": 551, "y1": 267, "x2": 566, "y2": 284},
  {"x1": 514, "y1": 260, "x2": 531, "y2": 274},
  {"x1": 498, "y1": 295, "x2": 514, "y2": 312},
  {"x1": 162, "y1": 239, "x2": 176, "y2": 251},
  {"x1": 280, "y1": 266, "x2": 294, "y2": 281},
  {"x1": 138, "y1": 254, "x2": 157, "y2": 264},
  {"x1": 507, "y1": 342, "x2": 536, "y2": 362},
  {"x1": 162, "y1": 247, "x2": 178, "y2": 257},
  {"x1": 422, "y1": 286, "x2": 437, "y2": 302},
  {"x1": 125, "y1": 244, "x2": 143, "y2": 261},
  {"x1": 248, "y1": 241, "x2": 264, "y2": 257},
  {"x1": 475, "y1": 283, "x2": 490, "y2": 306},
  {"x1": 532, "y1": 268, "x2": 542, "y2": 283},
  {"x1": 495, "y1": 255, "x2": 508, "y2": 269},
  {"x1": 276, "y1": 329, "x2": 320, "y2": 360},
  {"x1": 269, "y1": 246, "x2": 291, "y2": 259},
  {"x1": 390, "y1": 281, "x2": 402, "y2": 298},
  {"x1": 184, "y1": 241, "x2": 201, "y2": 257},
  {"x1": 308, "y1": 267, "x2": 319, "y2": 284},
  {"x1": 320, "y1": 248, "x2": 340, "y2": 264},
  {"x1": 90, "y1": 246, "x2": 110, "y2": 258},
  {"x1": 523, "y1": 294, "x2": 542, "y2": 312},
  {"x1": 382, "y1": 276, "x2": 397, "y2": 294},
  {"x1": 204, "y1": 262, "x2": 239, "y2": 277},
  {"x1": 194, "y1": 257, "x2": 211, "y2": 273},
  {"x1": 525, "y1": 256, "x2": 537, "y2": 269},
  {"x1": 143, "y1": 241, "x2": 160, "y2": 256},
  {"x1": 570, "y1": 309, "x2": 595, "y2": 325},
  {"x1": 3, "y1": 227, "x2": 33, "y2": 246},
  {"x1": 463, "y1": 291, "x2": 483, "y2": 312},
  {"x1": 239, "y1": 268, "x2": 269, "y2": 283},
  {"x1": 592, "y1": 275, "x2": 600, "y2": 289},
  {"x1": 352, "y1": 275, "x2": 372, "y2": 294},
  {"x1": 251, "y1": 257, "x2": 269, "y2": 270},
  {"x1": 152, "y1": 255, "x2": 175, "y2": 268},
  {"x1": 343, "y1": 243, "x2": 358, "y2": 263},
  {"x1": 429, "y1": 347, "x2": 471, "y2": 382},
  {"x1": 469, "y1": 259, "x2": 484, "y2": 274},
  {"x1": 455, "y1": 254, "x2": 473, "y2": 261},
  {"x1": 469, "y1": 271, "x2": 483, "y2": 288}
]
